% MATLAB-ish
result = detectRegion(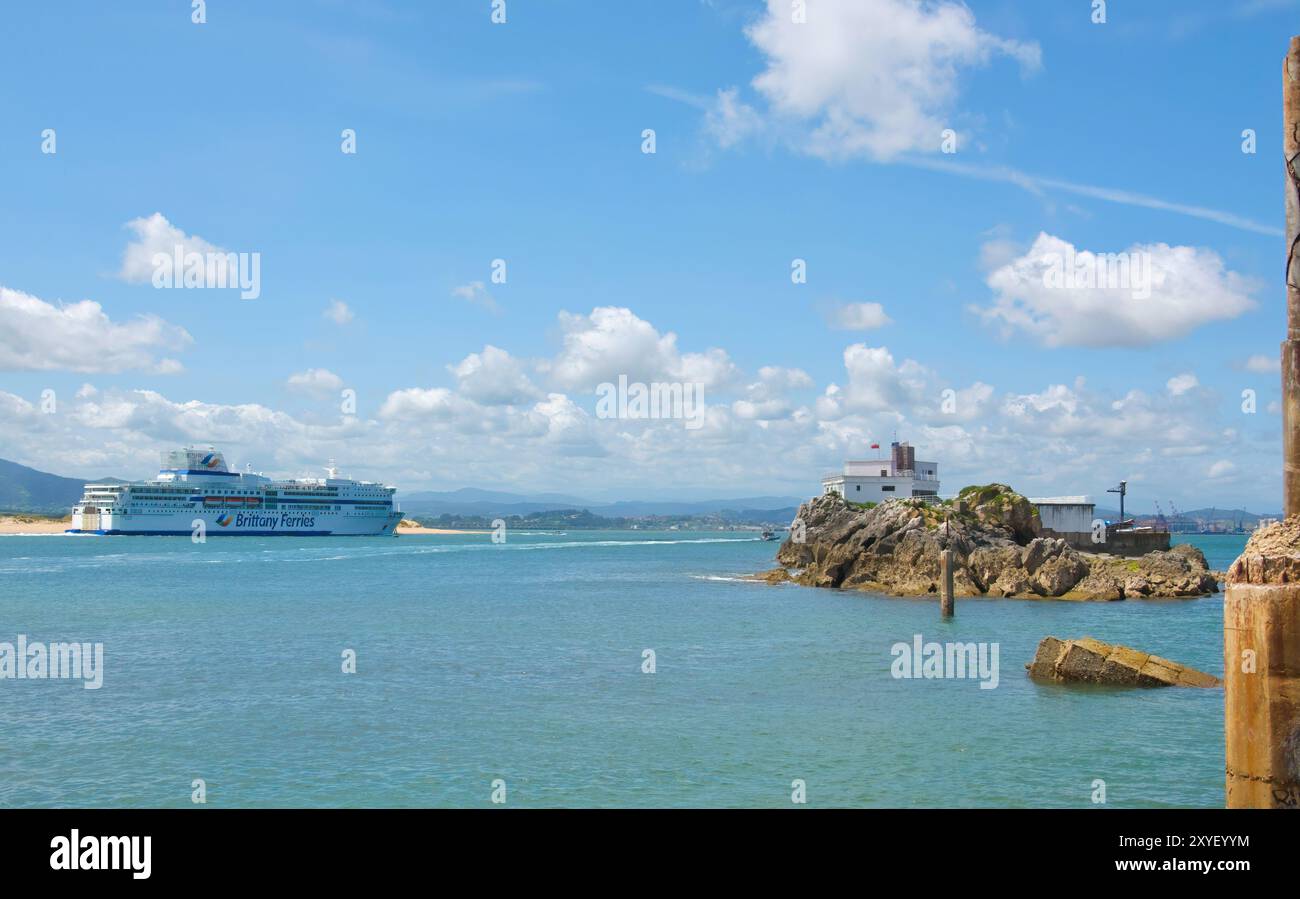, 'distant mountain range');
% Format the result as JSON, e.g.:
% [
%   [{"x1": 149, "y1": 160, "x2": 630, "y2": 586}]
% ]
[
  {"x1": 0, "y1": 456, "x2": 1280, "y2": 524},
  {"x1": 397, "y1": 486, "x2": 804, "y2": 519}
]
